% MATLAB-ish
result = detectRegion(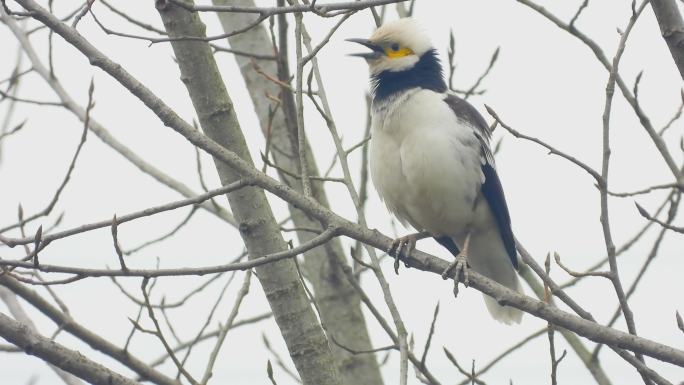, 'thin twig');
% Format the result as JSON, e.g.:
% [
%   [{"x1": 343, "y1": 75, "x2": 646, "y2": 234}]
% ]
[
  {"x1": 111, "y1": 215, "x2": 127, "y2": 271},
  {"x1": 443, "y1": 348, "x2": 486, "y2": 385},
  {"x1": 1, "y1": 179, "x2": 251, "y2": 247},
  {"x1": 486, "y1": 105, "x2": 603, "y2": 183},
  {"x1": 70, "y1": 0, "x2": 94, "y2": 28},
  {"x1": 636, "y1": 202, "x2": 684, "y2": 233},
  {"x1": 419, "y1": 302, "x2": 439, "y2": 370},
  {"x1": 140, "y1": 277, "x2": 199, "y2": 385},
  {"x1": 463, "y1": 47, "x2": 500, "y2": 100},
  {"x1": 569, "y1": 0, "x2": 590, "y2": 29},
  {"x1": 0, "y1": 227, "x2": 338, "y2": 278},
  {"x1": 200, "y1": 271, "x2": 252, "y2": 384}
]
